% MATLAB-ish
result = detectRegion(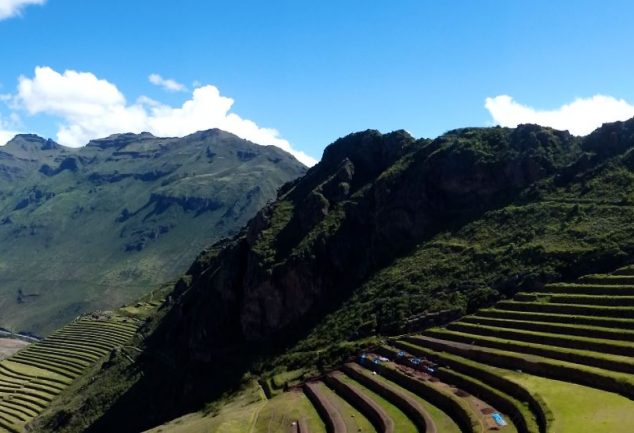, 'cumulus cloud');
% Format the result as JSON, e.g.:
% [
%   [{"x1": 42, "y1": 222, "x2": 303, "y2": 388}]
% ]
[
  {"x1": 0, "y1": 113, "x2": 21, "y2": 145},
  {"x1": 0, "y1": 129, "x2": 18, "y2": 145},
  {"x1": 14, "y1": 67, "x2": 317, "y2": 166},
  {"x1": 0, "y1": 0, "x2": 45, "y2": 20},
  {"x1": 485, "y1": 95, "x2": 634, "y2": 136},
  {"x1": 148, "y1": 74, "x2": 187, "y2": 92}
]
